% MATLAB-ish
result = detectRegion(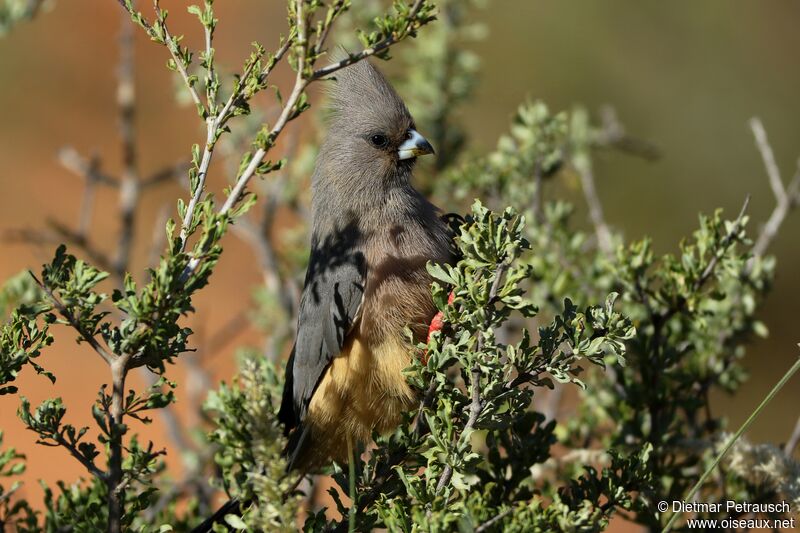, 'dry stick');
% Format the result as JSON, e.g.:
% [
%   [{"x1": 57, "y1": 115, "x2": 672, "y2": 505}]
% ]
[
  {"x1": 749, "y1": 118, "x2": 785, "y2": 205},
  {"x1": 749, "y1": 117, "x2": 800, "y2": 259},
  {"x1": 115, "y1": 13, "x2": 139, "y2": 278},
  {"x1": 4, "y1": 222, "x2": 114, "y2": 274},
  {"x1": 577, "y1": 161, "x2": 613, "y2": 256},
  {"x1": 752, "y1": 165, "x2": 800, "y2": 259},
  {"x1": 58, "y1": 146, "x2": 119, "y2": 187},
  {"x1": 784, "y1": 416, "x2": 800, "y2": 457},
  {"x1": 745, "y1": 120, "x2": 800, "y2": 459}
]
